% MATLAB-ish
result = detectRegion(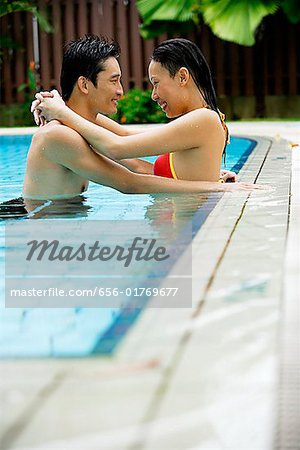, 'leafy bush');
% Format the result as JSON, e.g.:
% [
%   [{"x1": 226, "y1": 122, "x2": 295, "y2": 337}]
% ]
[
  {"x1": 0, "y1": 103, "x2": 33, "y2": 127},
  {"x1": 111, "y1": 88, "x2": 168, "y2": 124},
  {"x1": 0, "y1": 87, "x2": 169, "y2": 127},
  {"x1": 0, "y1": 62, "x2": 39, "y2": 127}
]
